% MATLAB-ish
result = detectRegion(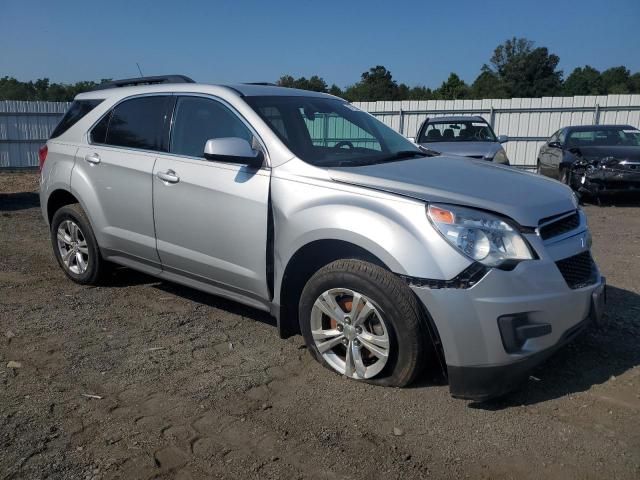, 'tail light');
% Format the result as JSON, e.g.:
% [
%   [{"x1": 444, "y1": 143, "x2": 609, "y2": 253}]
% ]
[{"x1": 38, "y1": 144, "x2": 48, "y2": 172}]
